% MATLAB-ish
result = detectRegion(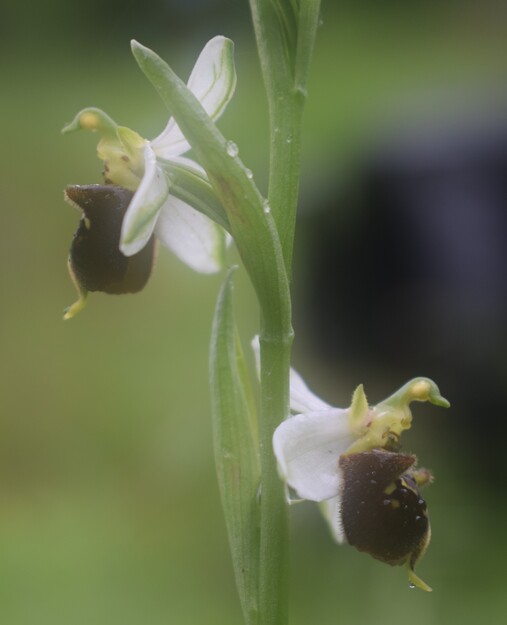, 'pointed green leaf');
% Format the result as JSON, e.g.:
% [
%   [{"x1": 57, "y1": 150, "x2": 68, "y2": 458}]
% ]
[{"x1": 210, "y1": 268, "x2": 260, "y2": 625}]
